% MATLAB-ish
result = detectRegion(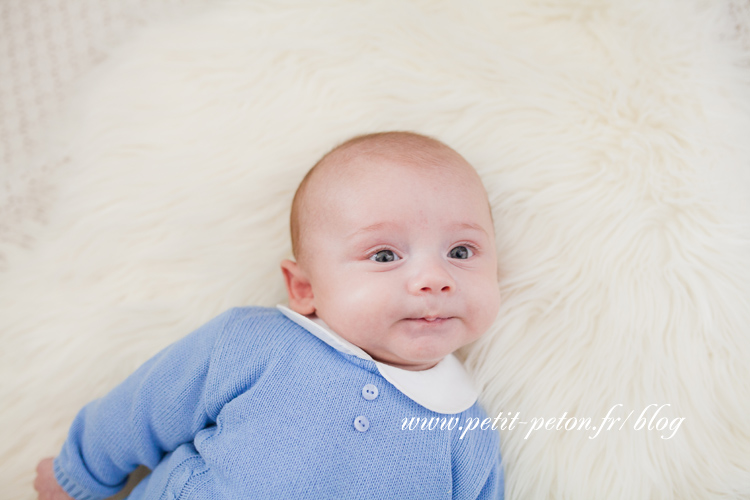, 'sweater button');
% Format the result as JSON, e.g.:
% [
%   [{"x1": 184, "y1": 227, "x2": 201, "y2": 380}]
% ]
[
  {"x1": 354, "y1": 415, "x2": 370, "y2": 432},
  {"x1": 362, "y1": 384, "x2": 379, "y2": 400}
]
